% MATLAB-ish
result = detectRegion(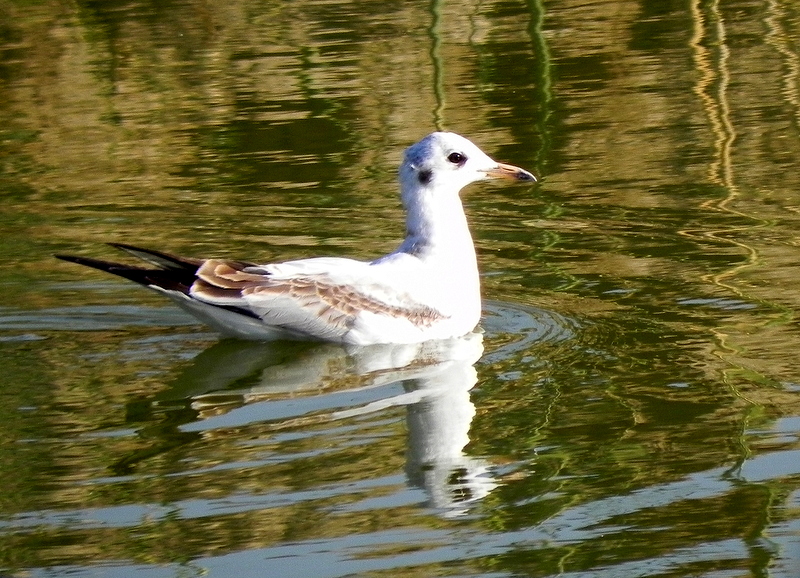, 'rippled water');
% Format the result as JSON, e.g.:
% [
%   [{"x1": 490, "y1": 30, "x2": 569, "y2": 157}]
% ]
[{"x1": 2, "y1": 0, "x2": 800, "y2": 576}]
